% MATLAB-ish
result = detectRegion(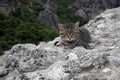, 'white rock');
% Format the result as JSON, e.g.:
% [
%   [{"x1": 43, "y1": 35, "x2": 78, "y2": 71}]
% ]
[
  {"x1": 102, "y1": 68, "x2": 111, "y2": 74},
  {"x1": 67, "y1": 53, "x2": 78, "y2": 61},
  {"x1": 107, "y1": 56, "x2": 120, "y2": 66},
  {"x1": 0, "y1": 67, "x2": 8, "y2": 77}
]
